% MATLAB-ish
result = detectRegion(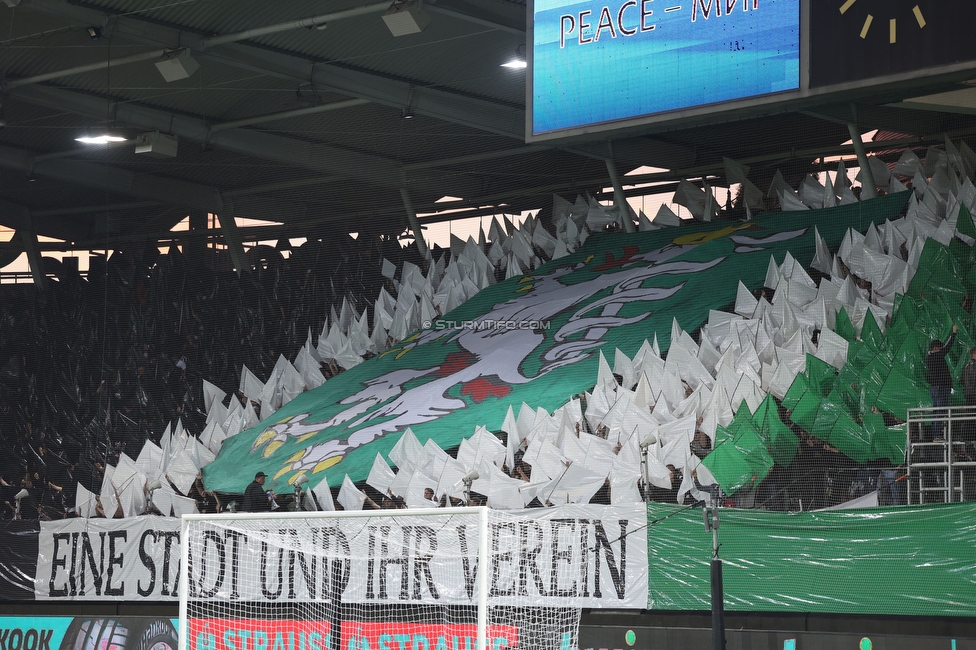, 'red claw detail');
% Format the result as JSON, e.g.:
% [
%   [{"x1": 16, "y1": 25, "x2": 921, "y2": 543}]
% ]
[
  {"x1": 461, "y1": 378, "x2": 511, "y2": 403},
  {"x1": 594, "y1": 245, "x2": 641, "y2": 271},
  {"x1": 435, "y1": 351, "x2": 477, "y2": 377}
]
